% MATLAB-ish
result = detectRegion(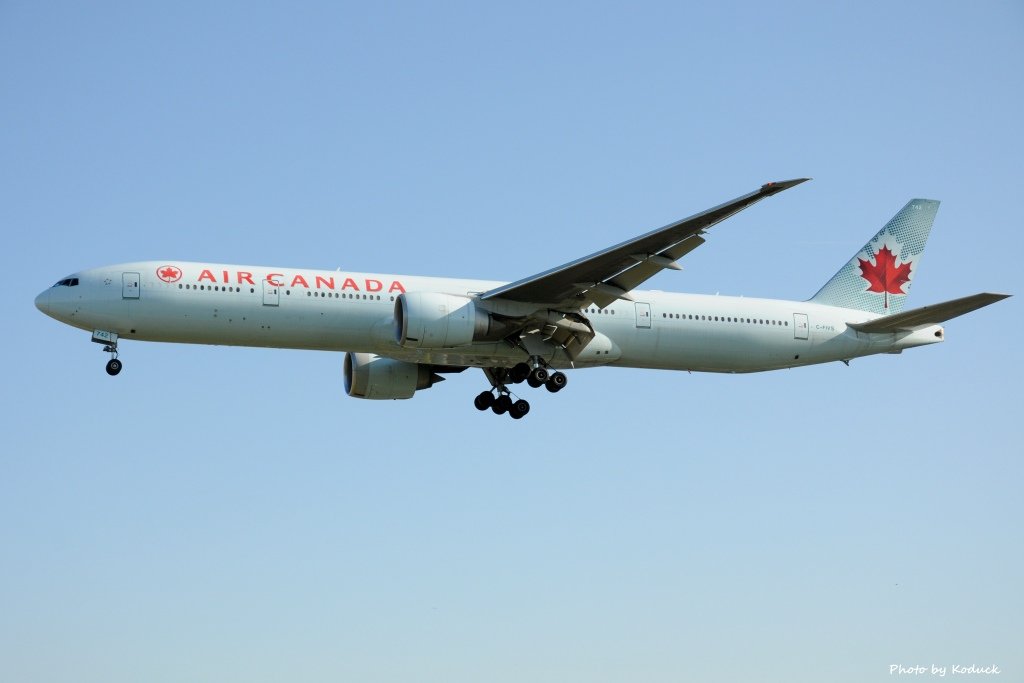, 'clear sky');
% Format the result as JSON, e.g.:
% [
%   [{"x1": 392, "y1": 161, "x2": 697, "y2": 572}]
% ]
[{"x1": 2, "y1": 2, "x2": 1022, "y2": 681}]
